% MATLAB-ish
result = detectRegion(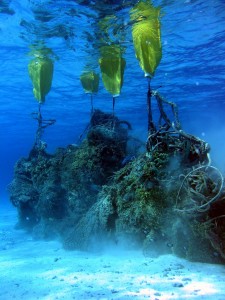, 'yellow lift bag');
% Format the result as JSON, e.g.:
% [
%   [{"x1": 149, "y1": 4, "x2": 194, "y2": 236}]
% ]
[
  {"x1": 99, "y1": 45, "x2": 126, "y2": 97},
  {"x1": 80, "y1": 71, "x2": 99, "y2": 94},
  {"x1": 131, "y1": 0, "x2": 162, "y2": 77},
  {"x1": 28, "y1": 56, "x2": 54, "y2": 103}
]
